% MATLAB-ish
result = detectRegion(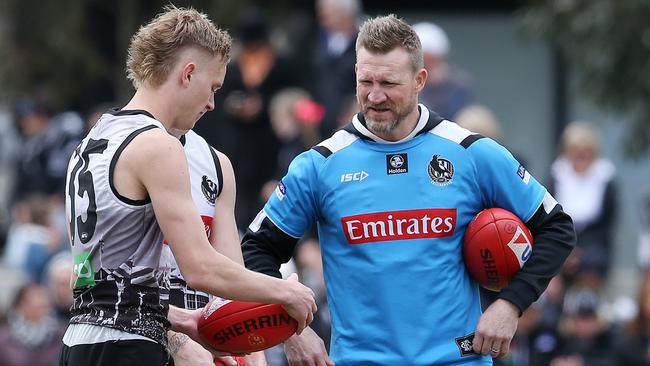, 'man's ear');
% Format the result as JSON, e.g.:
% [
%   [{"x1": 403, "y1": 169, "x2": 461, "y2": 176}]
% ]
[
  {"x1": 181, "y1": 62, "x2": 196, "y2": 87},
  {"x1": 415, "y1": 67, "x2": 428, "y2": 92}
]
